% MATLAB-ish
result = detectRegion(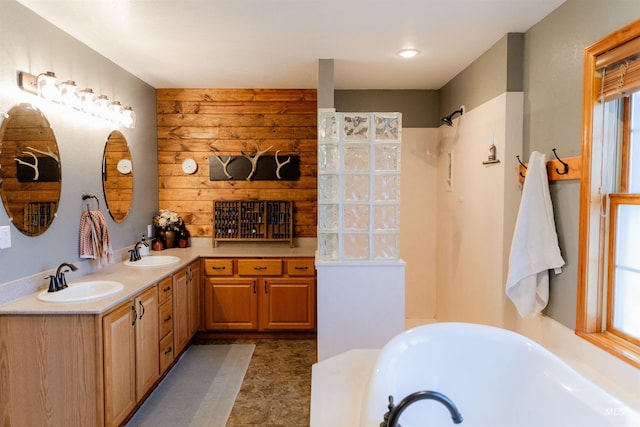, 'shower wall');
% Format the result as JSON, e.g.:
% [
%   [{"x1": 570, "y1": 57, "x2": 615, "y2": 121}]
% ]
[{"x1": 435, "y1": 92, "x2": 522, "y2": 328}]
